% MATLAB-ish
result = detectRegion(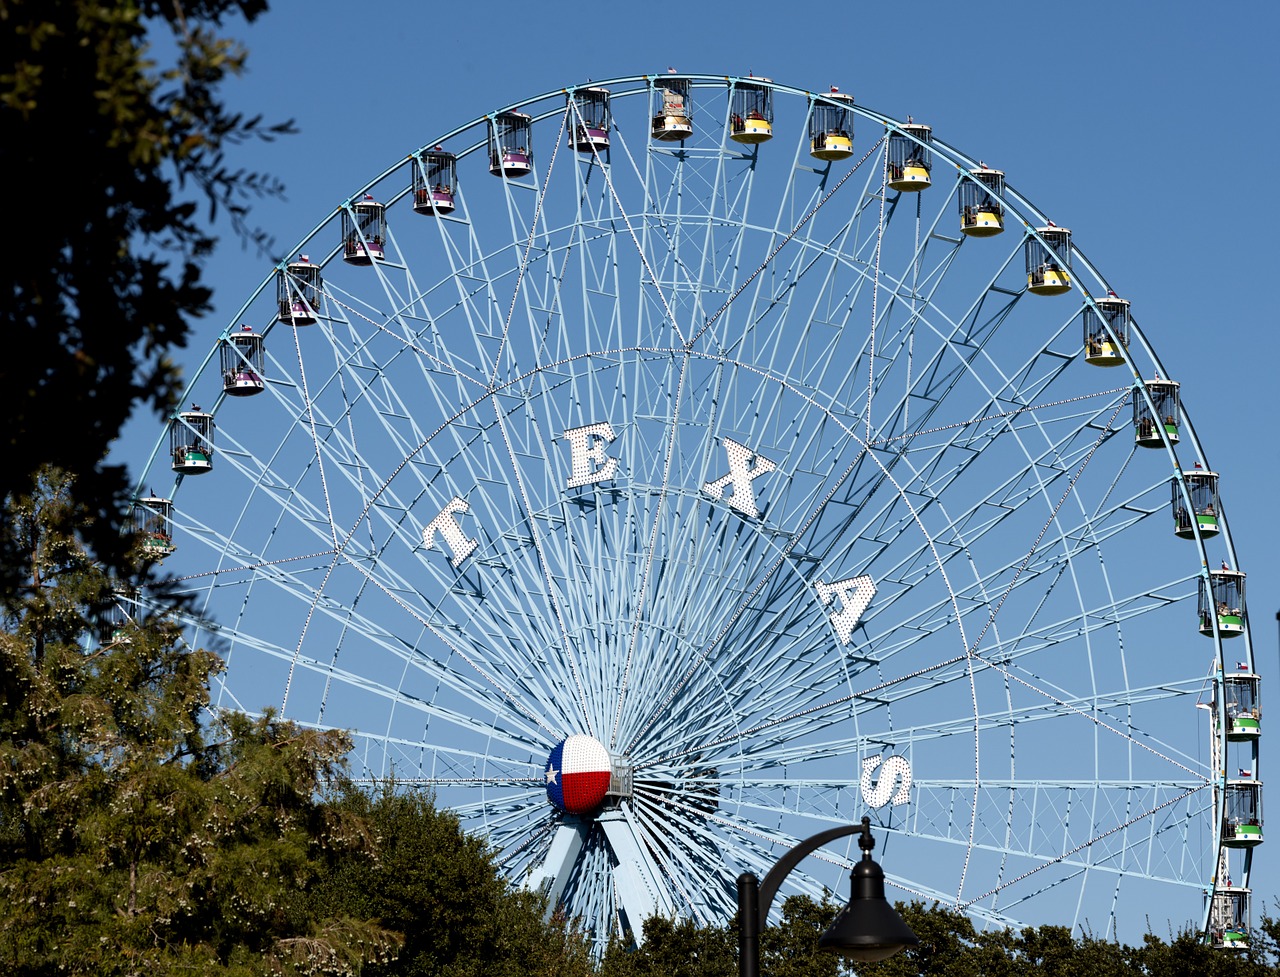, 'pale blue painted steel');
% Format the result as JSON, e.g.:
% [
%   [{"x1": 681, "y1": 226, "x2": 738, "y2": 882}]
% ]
[
  {"x1": 525, "y1": 818, "x2": 590, "y2": 910},
  {"x1": 131, "y1": 75, "x2": 1249, "y2": 951}
]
